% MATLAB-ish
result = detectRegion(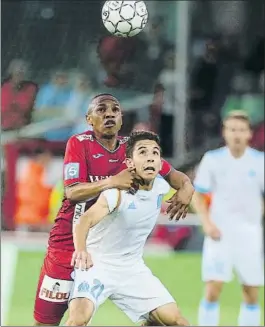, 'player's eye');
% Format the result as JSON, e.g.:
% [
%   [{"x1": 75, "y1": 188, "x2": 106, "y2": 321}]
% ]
[
  {"x1": 112, "y1": 107, "x2": 120, "y2": 112},
  {"x1": 153, "y1": 151, "x2": 159, "y2": 155},
  {"x1": 139, "y1": 150, "x2": 146, "y2": 155}
]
